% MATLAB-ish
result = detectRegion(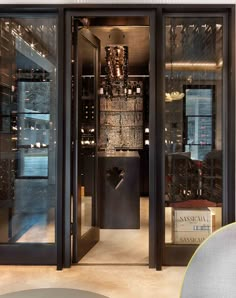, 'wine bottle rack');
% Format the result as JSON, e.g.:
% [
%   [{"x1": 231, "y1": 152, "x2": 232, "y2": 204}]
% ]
[{"x1": 99, "y1": 80, "x2": 143, "y2": 150}]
